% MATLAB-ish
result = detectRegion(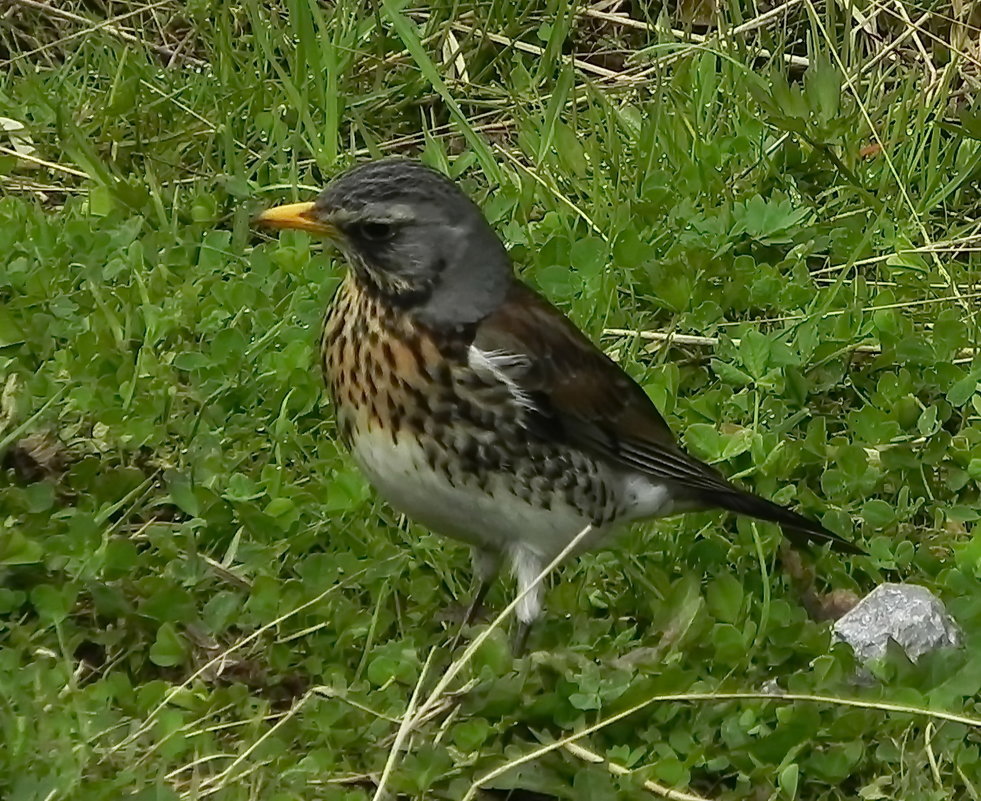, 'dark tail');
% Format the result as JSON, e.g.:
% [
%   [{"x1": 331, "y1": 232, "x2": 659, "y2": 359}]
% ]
[{"x1": 714, "y1": 489, "x2": 865, "y2": 555}]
